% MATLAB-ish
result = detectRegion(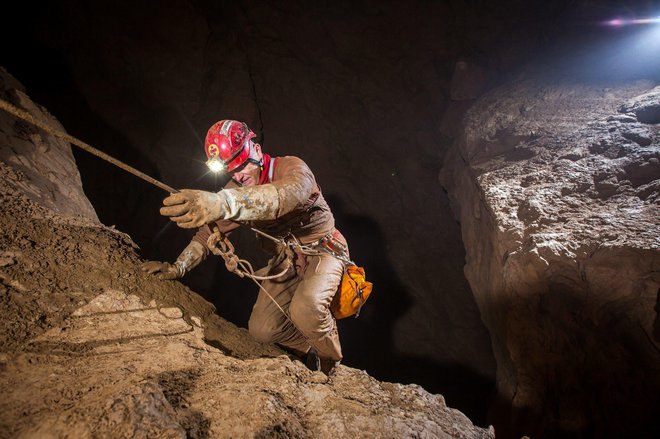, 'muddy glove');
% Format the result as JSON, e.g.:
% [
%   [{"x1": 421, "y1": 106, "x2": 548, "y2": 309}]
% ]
[
  {"x1": 160, "y1": 190, "x2": 226, "y2": 229},
  {"x1": 141, "y1": 261, "x2": 181, "y2": 280},
  {"x1": 160, "y1": 186, "x2": 280, "y2": 228},
  {"x1": 141, "y1": 241, "x2": 207, "y2": 280}
]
